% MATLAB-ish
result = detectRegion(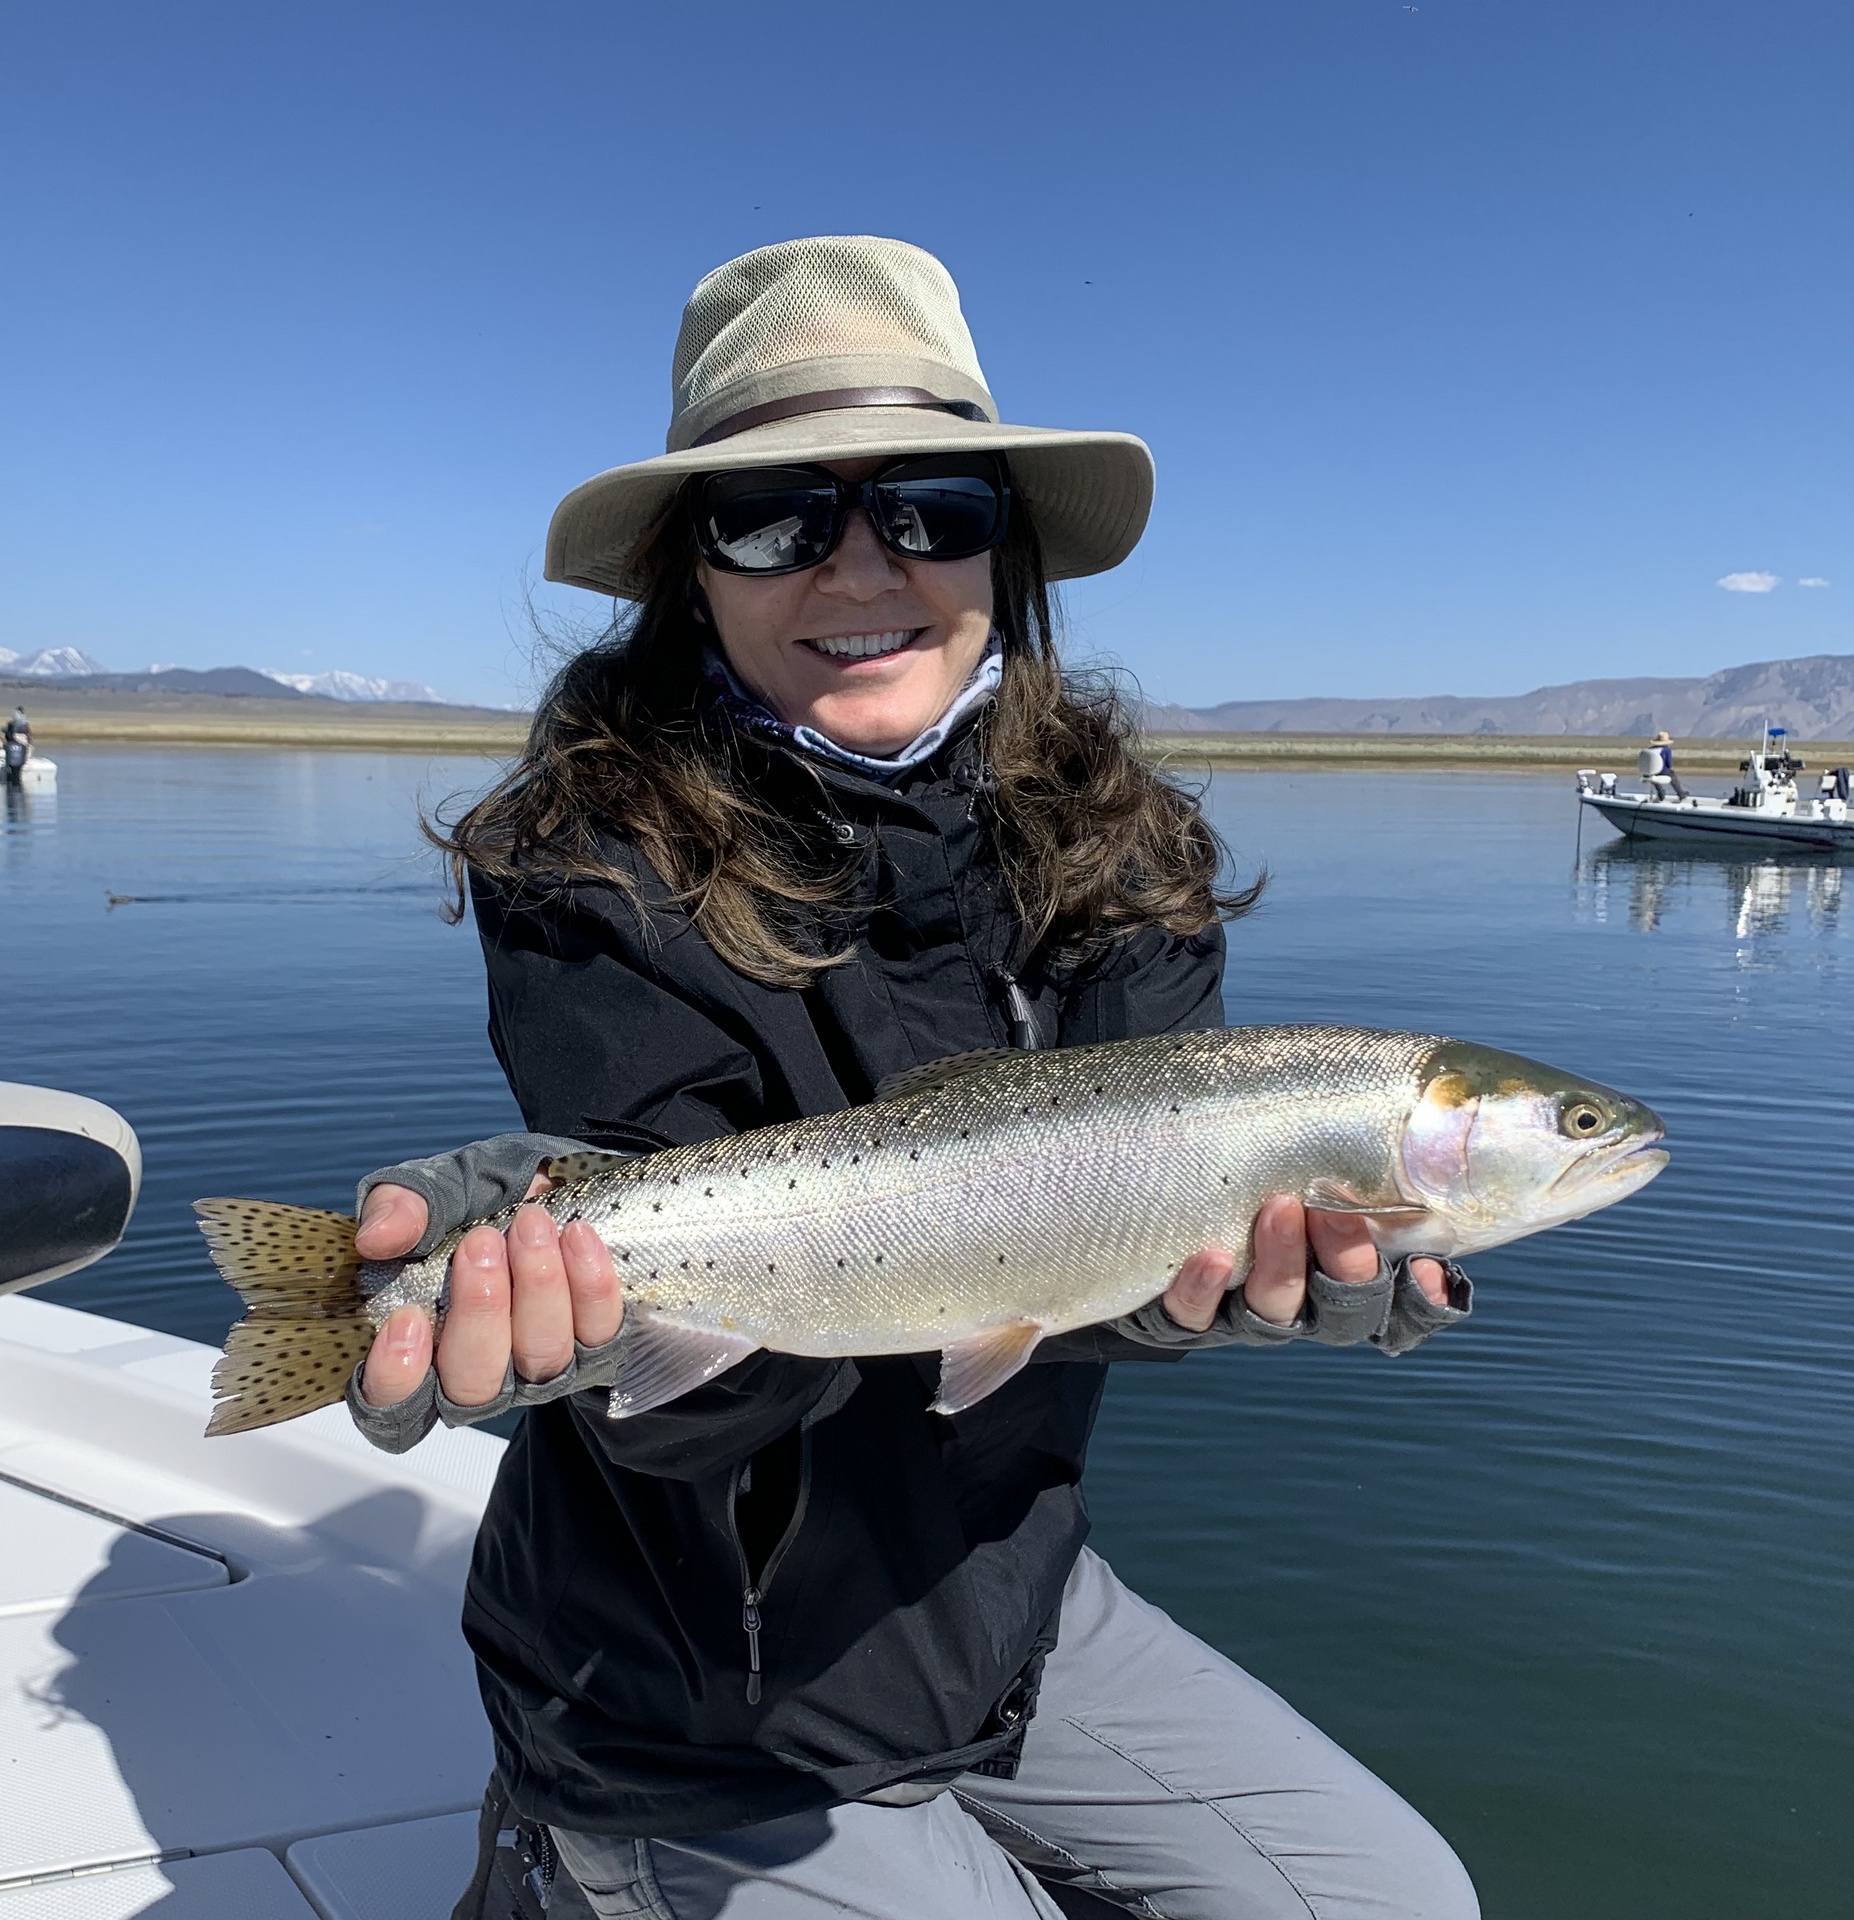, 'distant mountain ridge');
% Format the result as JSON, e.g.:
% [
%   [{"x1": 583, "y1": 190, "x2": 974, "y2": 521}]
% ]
[
  {"x1": 0, "y1": 646, "x2": 109, "y2": 677},
  {"x1": 0, "y1": 657, "x2": 456, "y2": 704},
  {"x1": 261, "y1": 668, "x2": 449, "y2": 704},
  {"x1": 1143, "y1": 653, "x2": 1854, "y2": 738}
]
